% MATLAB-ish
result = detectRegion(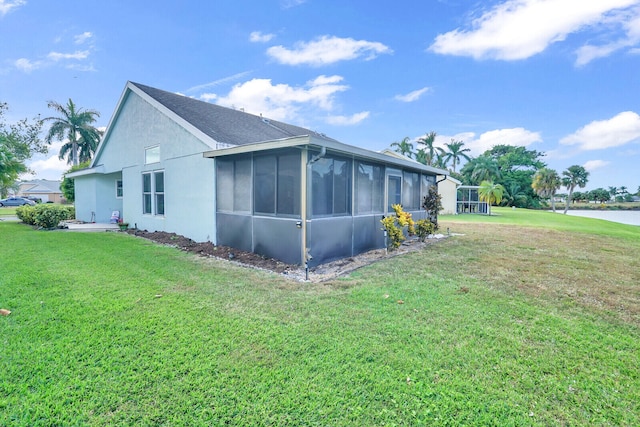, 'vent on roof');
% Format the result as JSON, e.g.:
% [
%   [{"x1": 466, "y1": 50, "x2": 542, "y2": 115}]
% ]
[{"x1": 262, "y1": 118, "x2": 271, "y2": 124}]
